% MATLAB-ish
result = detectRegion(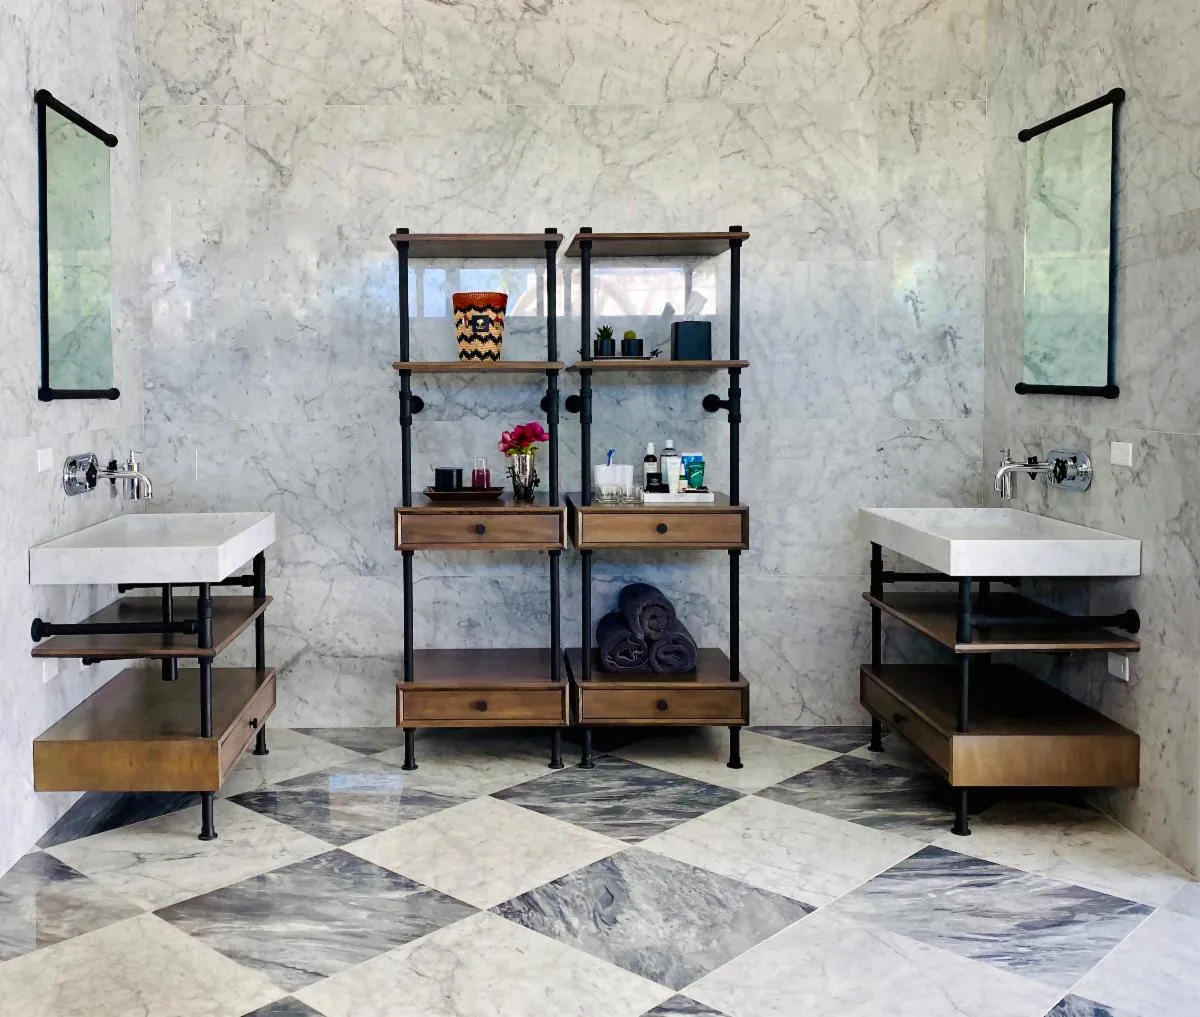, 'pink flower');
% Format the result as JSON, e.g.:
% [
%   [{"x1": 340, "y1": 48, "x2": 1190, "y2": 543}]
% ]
[{"x1": 498, "y1": 420, "x2": 548, "y2": 454}]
